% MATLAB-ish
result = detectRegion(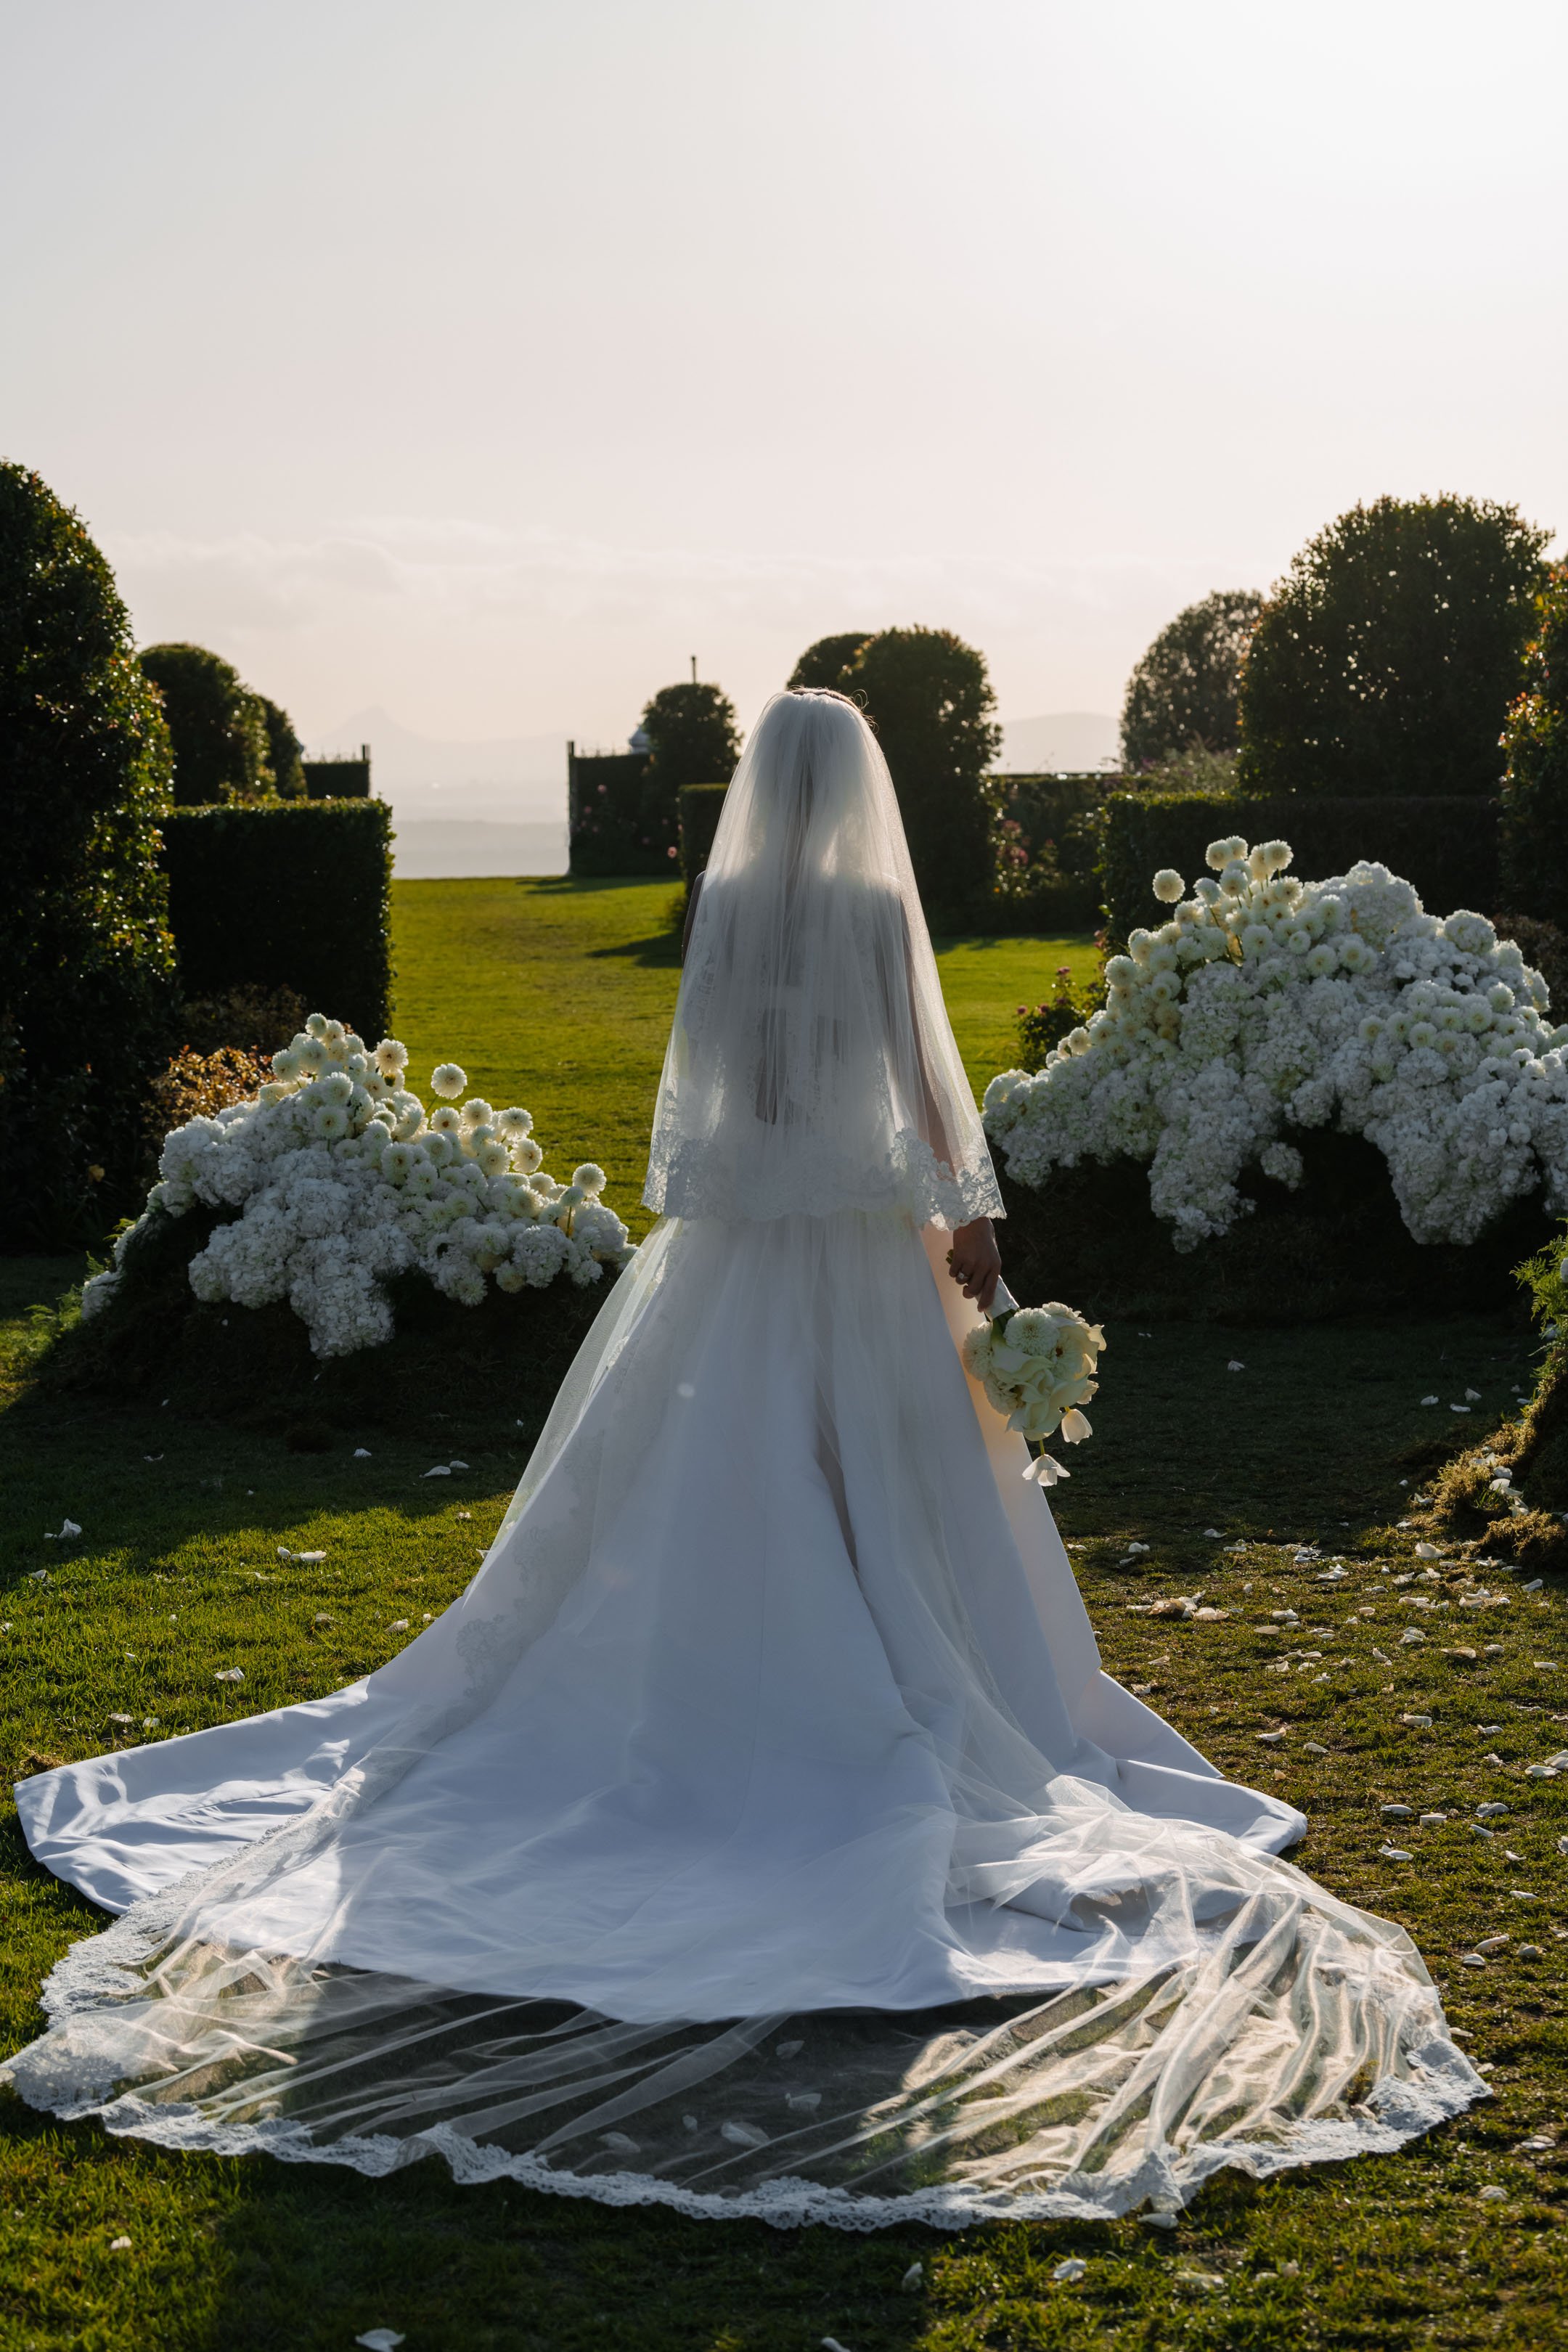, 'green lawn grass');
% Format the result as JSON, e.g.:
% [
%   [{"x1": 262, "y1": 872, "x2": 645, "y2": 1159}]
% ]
[{"x1": 1, "y1": 881, "x2": 1565, "y2": 2350}]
